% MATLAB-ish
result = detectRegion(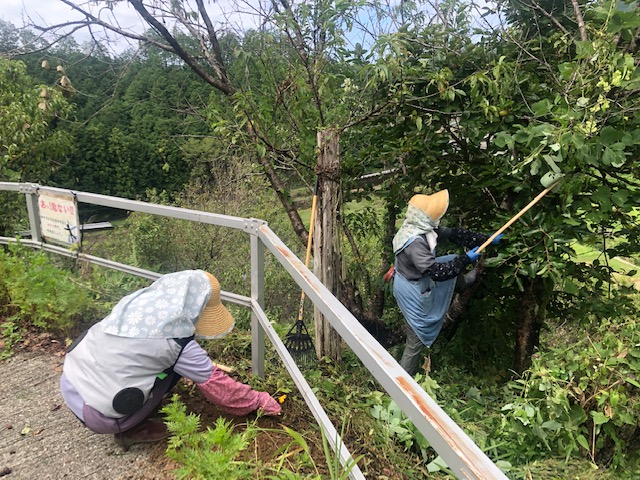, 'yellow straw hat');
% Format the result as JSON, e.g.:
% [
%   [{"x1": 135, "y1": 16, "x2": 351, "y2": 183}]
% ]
[
  {"x1": 409, "y1": 189, "x2": 449, "y2": 221},
  {"x1": 196, "y1": 272, "x2": 235, "y2": 339}
]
